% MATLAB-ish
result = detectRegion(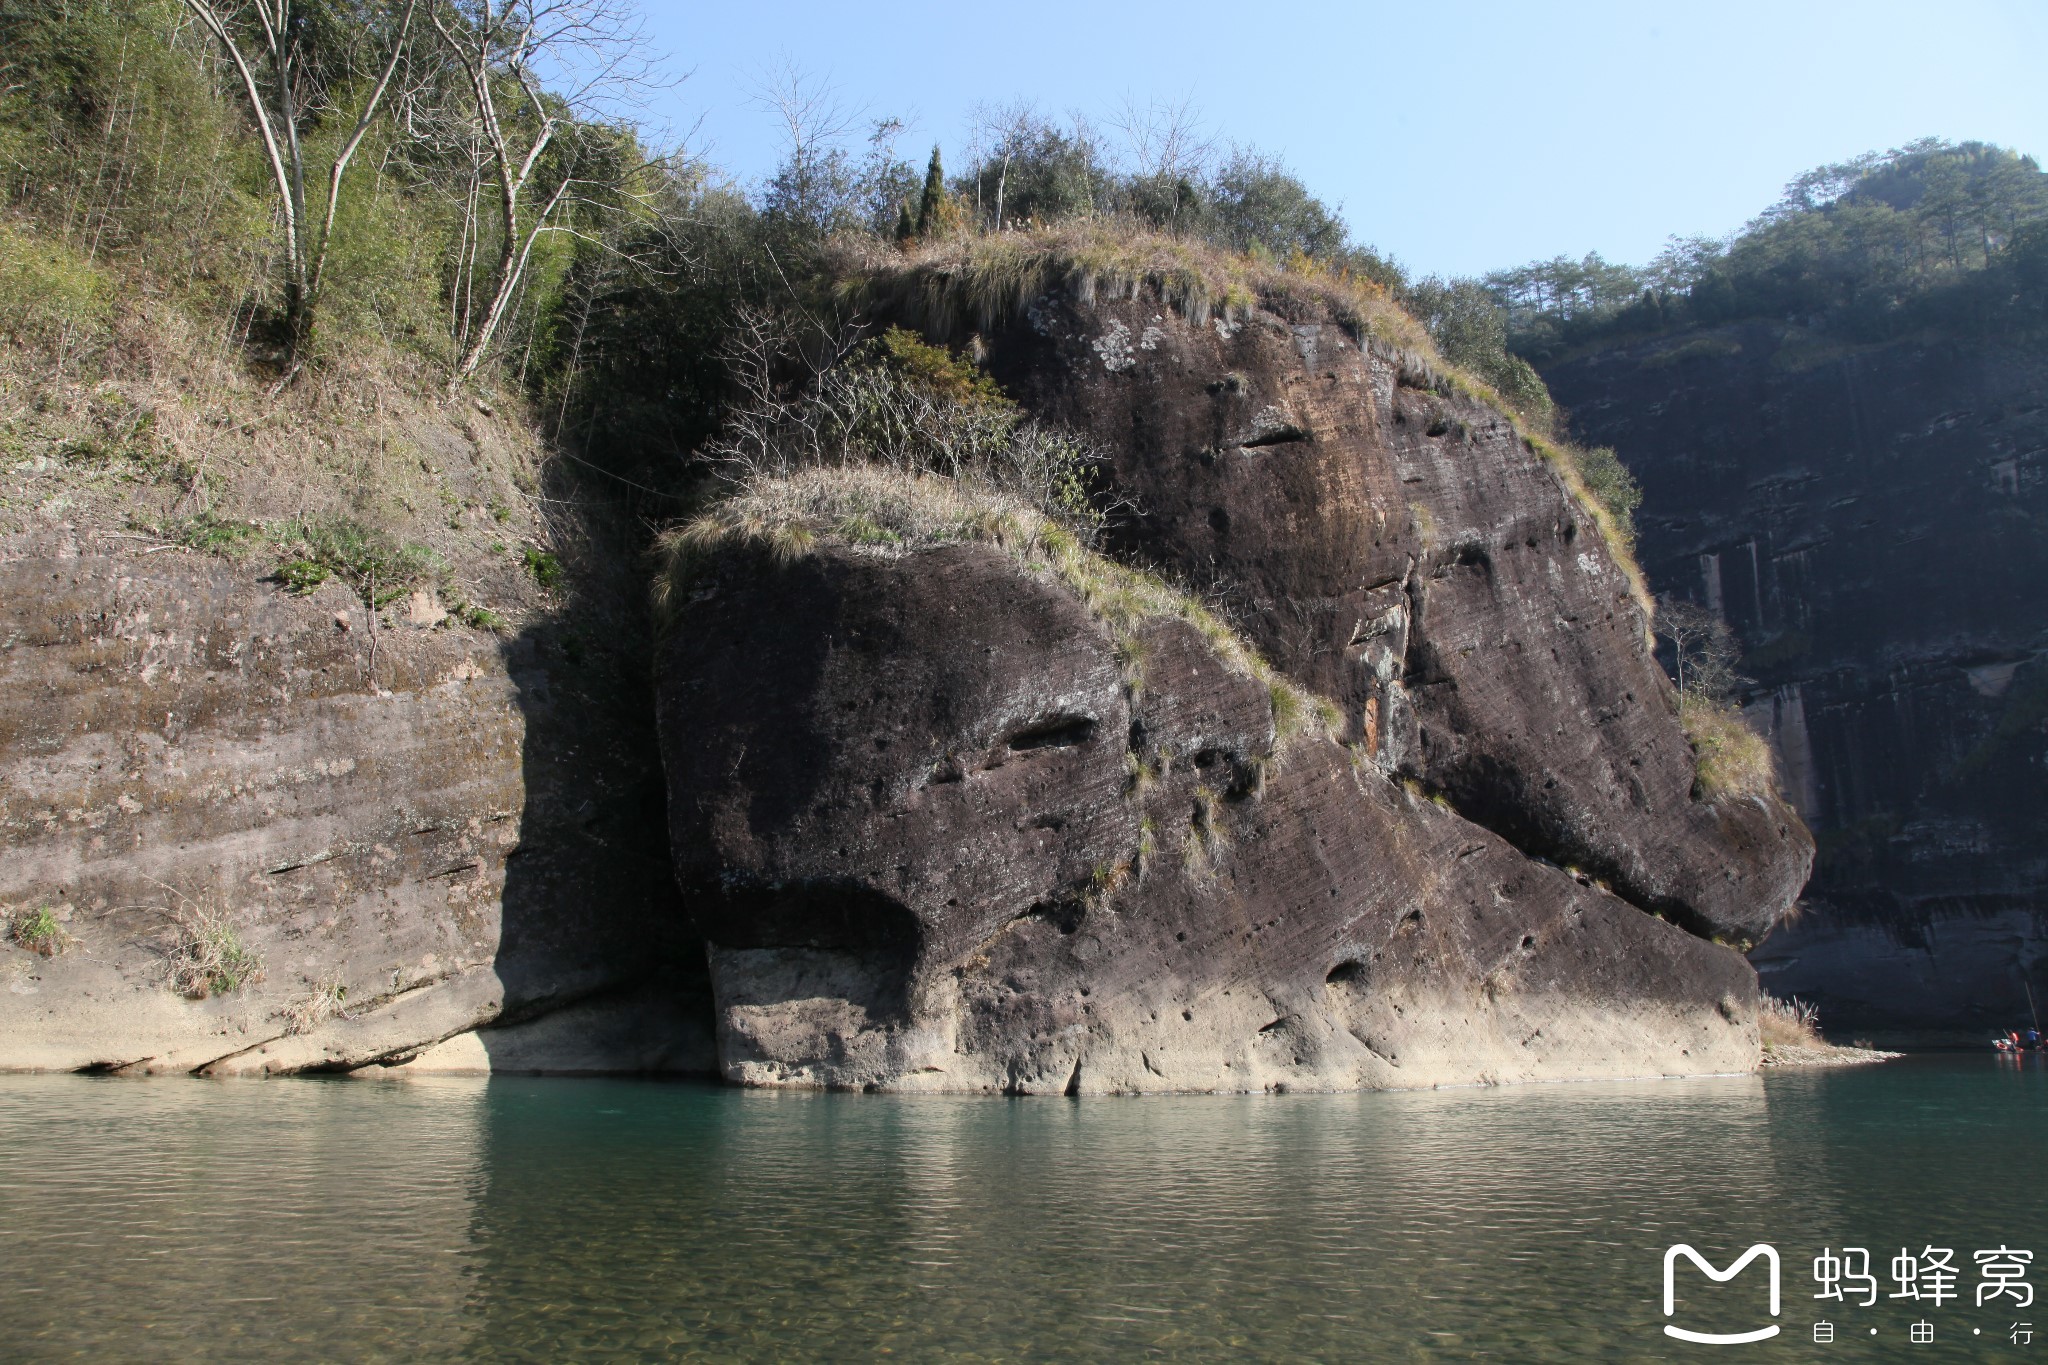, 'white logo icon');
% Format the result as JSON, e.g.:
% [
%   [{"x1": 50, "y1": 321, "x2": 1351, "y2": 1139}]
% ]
[{"x1": 1663, "y1": 1244, "x2": 1782, "y2": 1344}]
